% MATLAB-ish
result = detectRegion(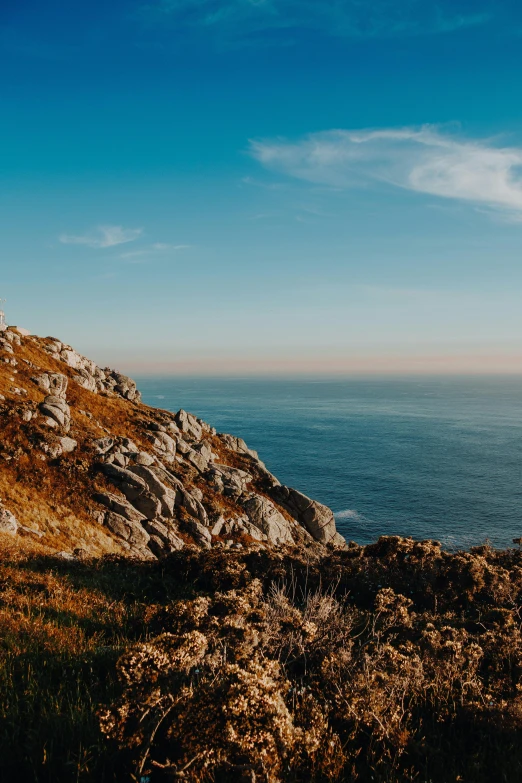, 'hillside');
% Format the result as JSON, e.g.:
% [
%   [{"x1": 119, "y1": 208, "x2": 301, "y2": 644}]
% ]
[{"x1": 0, "y1": 326, "x2": 345, "y2": 559}]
